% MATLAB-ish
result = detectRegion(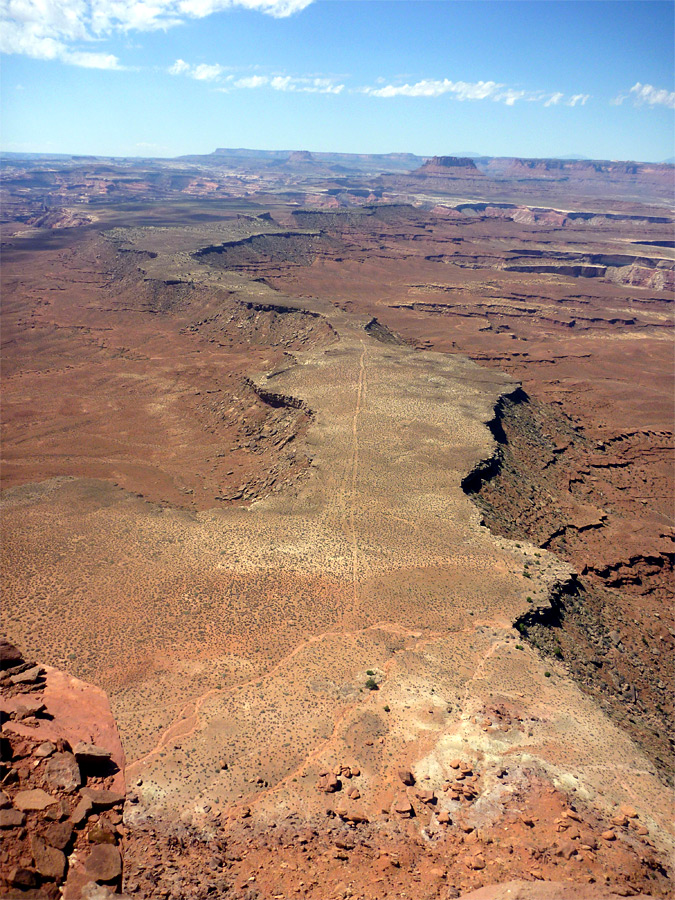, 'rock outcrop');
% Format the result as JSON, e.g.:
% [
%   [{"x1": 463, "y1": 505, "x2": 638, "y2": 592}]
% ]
[{"x1": 0, "y1": 639, "x2": 126, "y2": 898}]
